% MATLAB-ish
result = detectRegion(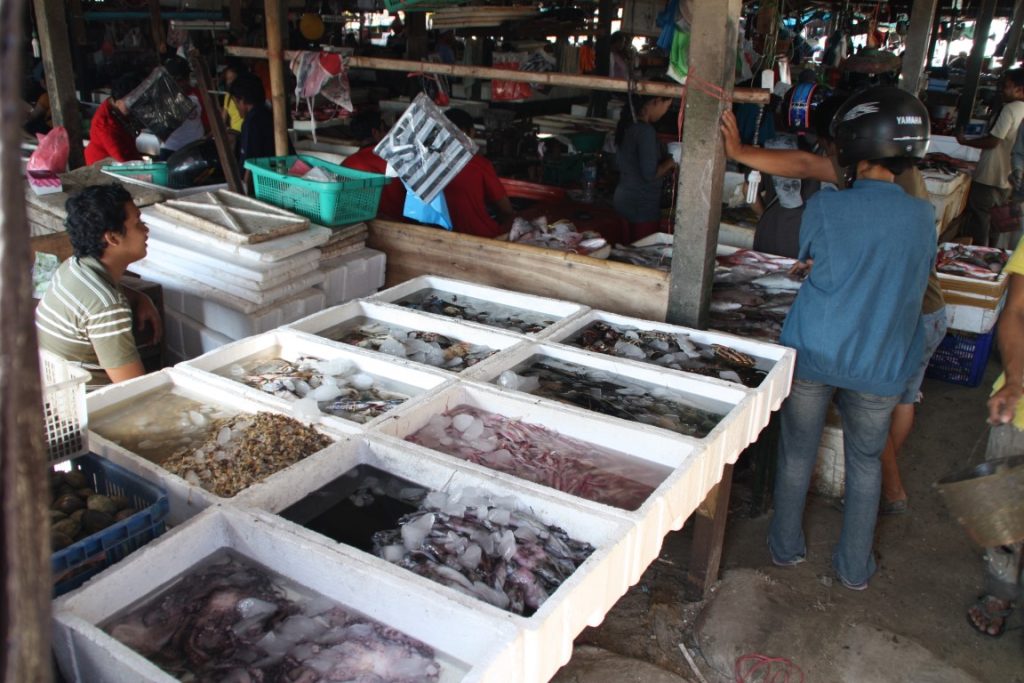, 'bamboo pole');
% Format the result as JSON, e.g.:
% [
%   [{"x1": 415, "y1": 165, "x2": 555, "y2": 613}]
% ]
[
  {"x1": 34, "y1": 0, "x2": 85, "y2": 169},
  {"x1": 148, "y1": 0, "x2": 165, "y2": 53},
  {"x1": 225, "y1": 46, "x2": 771, "y2": 104},
  {"x1": 263, "y1": 0, "x2": 290, "y2": 156}
]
